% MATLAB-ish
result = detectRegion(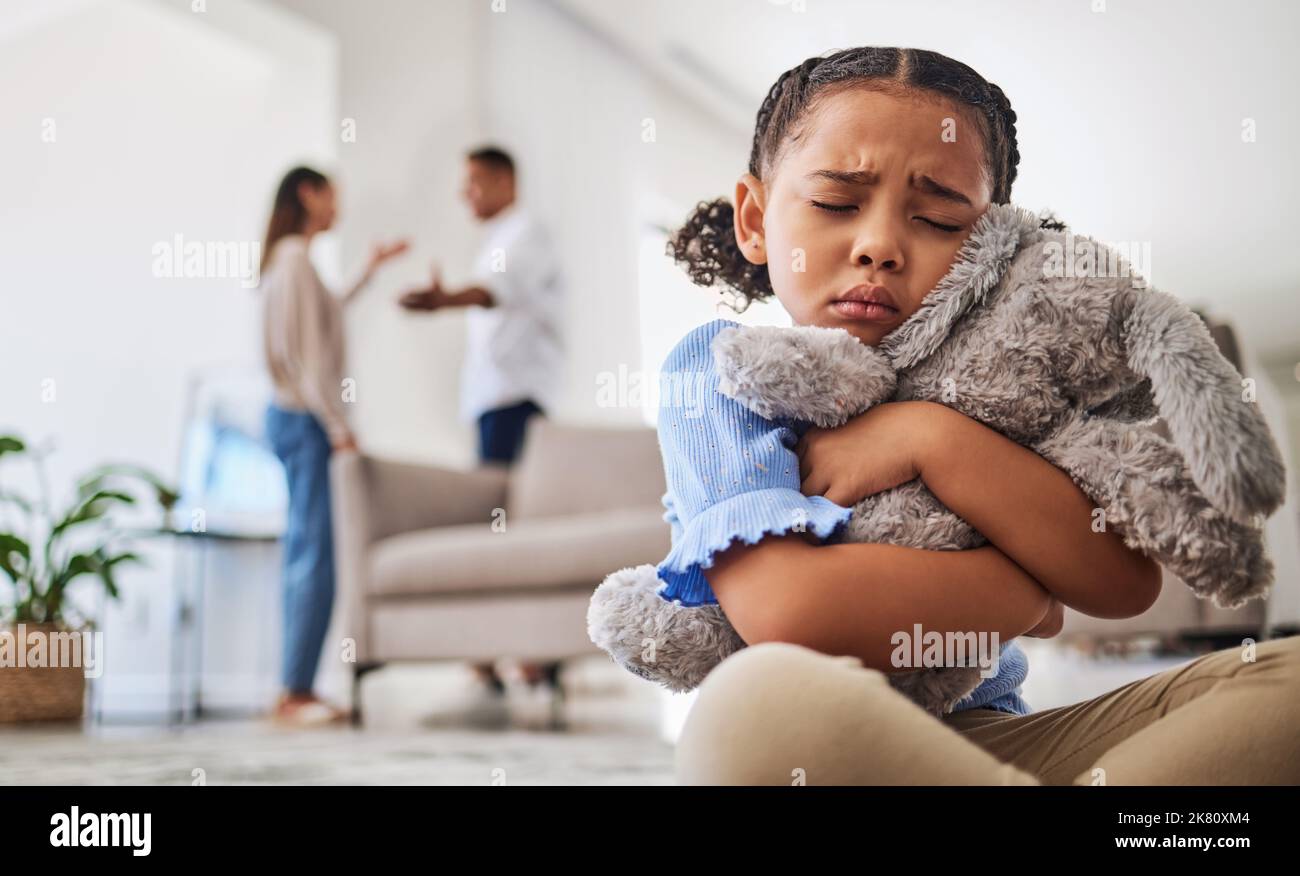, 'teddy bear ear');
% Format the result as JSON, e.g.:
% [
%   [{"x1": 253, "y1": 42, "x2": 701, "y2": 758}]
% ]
[
  {"x1": 712, "y1": 324, "x2": 895, "y2": 428},
  {"x1": 1123, "y1": 289, "x2": 1286, "y2": 524}
]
